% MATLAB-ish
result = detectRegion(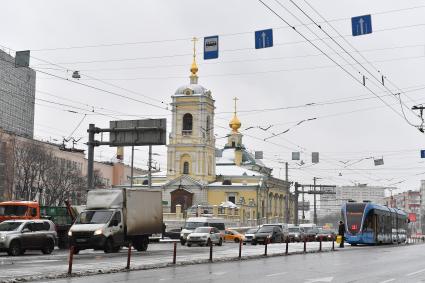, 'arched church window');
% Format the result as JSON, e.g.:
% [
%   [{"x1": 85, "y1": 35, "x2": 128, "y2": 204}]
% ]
[
  {"x1": 142, "y1": 179, "x2": 149, "y2": 185},
  {"x1": 182, "y1": 113, "x2": 193, "y2": 135},
  {"x1": 183, "y1": 162, "x2": 190, "y2": 174}
]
